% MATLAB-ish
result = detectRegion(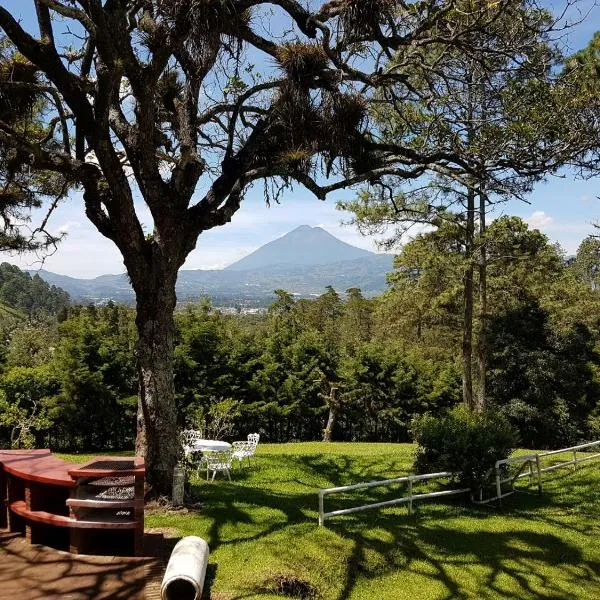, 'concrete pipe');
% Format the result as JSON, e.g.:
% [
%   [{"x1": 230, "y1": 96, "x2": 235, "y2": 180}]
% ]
[{"x1": 161, "y1": 536, "x2": 210, "y2": 600}]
